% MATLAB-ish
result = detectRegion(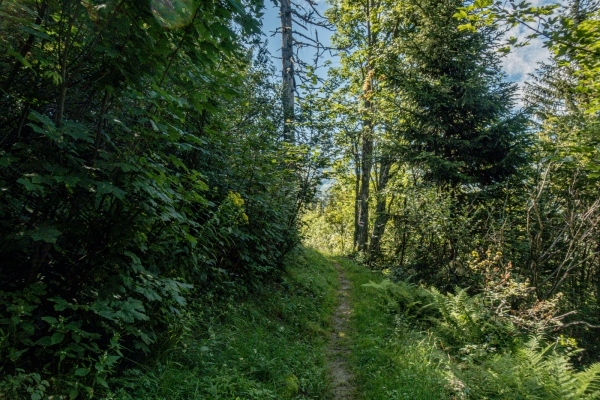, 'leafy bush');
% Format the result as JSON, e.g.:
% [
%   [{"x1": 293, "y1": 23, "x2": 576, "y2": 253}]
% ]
[
  {"x1": 103, "y1": 248, "x2": 337, "y2": 399},
  {"x1": 0, "y1": 0, "x2": 322, "y2": 397}
]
